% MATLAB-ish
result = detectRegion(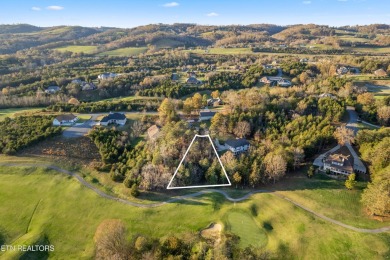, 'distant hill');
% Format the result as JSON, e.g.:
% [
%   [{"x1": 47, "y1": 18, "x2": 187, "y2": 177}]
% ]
[
  {"x1": 0, "y1": 23, "x2": 388, "y2": 55},
  {"x1": 0, "y1": 24, "x2": 43, "y2": 34}
]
